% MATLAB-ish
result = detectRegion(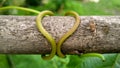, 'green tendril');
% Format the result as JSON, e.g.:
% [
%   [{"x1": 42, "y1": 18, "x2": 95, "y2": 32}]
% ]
[
  {"x1": 0, "y1": 6, "x2": 40, "y2": 14},
  {"x1": 57, "y1": 11, "x2": 80, "y2": 58},
  {"x1": 36, "y1": 10, "x2": 56, "y2": 60},
  {"x1": 80, "y1": 53, "x2": 105, "y2": 61}
]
